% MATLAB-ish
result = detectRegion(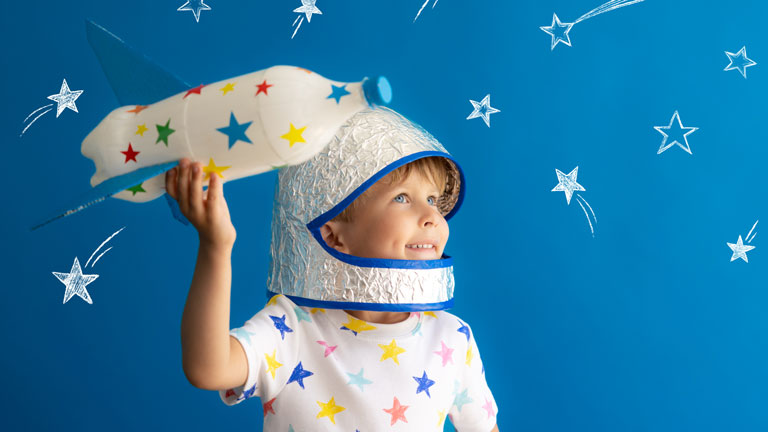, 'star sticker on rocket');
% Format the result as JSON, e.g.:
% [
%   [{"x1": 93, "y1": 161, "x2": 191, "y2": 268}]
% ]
[
  {"x1": 551, "y1": 167, "x2": 585, "y2": 205},
  {"x1": 155, "y1": 119, "x2": 176, "y2": 146},
  {"x1": 135, "y1": 124, "x2": 148, "y2": 136},
  {"x1": 177, "y1": 0, "x2": 211, "y2": 22},
  {"x1": 466, "y1": 94, "x2": 500, "y2": 127},
  {"x1": 727, "y1": 220, "x2": 758, "y2": 263},
  {"x1": 127, "y1": 183, "x2": 146, "y2": 195},
  {"x1": 654, "y1": 111, "x2": 698, "y2": 155},
  {"x1": 327, "y1": 84, "x2": 350, "y2": 104},
  {"x1": 202, "y1": 158, "x2": 231, "y2": 180},
  {"x1": 126, "y1": 105, "x2": 148, "y2": 114},
  {"x1": 184, "y1": 84, "x2": 206, "y2": 98},
  {"x1": 220, "y1": 82, "x2": 235, "y2": 95},
  {"x1": 120, "y1": 143, "x2": 140, "y2": 163},
  {"x1": 255, "y1": 79, "x2": 273, "y2": 96},
  {"x1": 52, "y1": 257, "x2": 99, "y2": 304},
  {"x1": 724, "y1": 46, "x2": 757, "y2": 78},
  {"x1": 47, "y1": 79, "x2": 83, "y2": 118},
  {"x1": 281, "y1": 123, "x2": 307, "y2": 148},
  {"x1": 216, "y1": 112, "x2": 253, "y2": 149}
]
